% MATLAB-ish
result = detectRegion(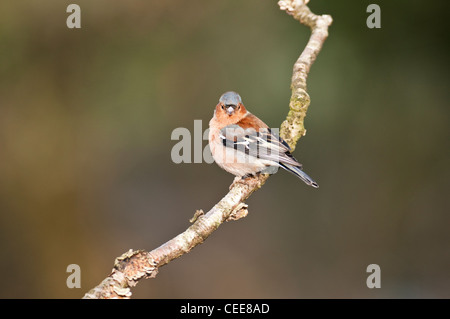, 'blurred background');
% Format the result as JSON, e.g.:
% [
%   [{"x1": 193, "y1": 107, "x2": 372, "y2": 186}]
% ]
[{"x1": 0, "y1": 0, "x2": 448, "y2": 298}]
